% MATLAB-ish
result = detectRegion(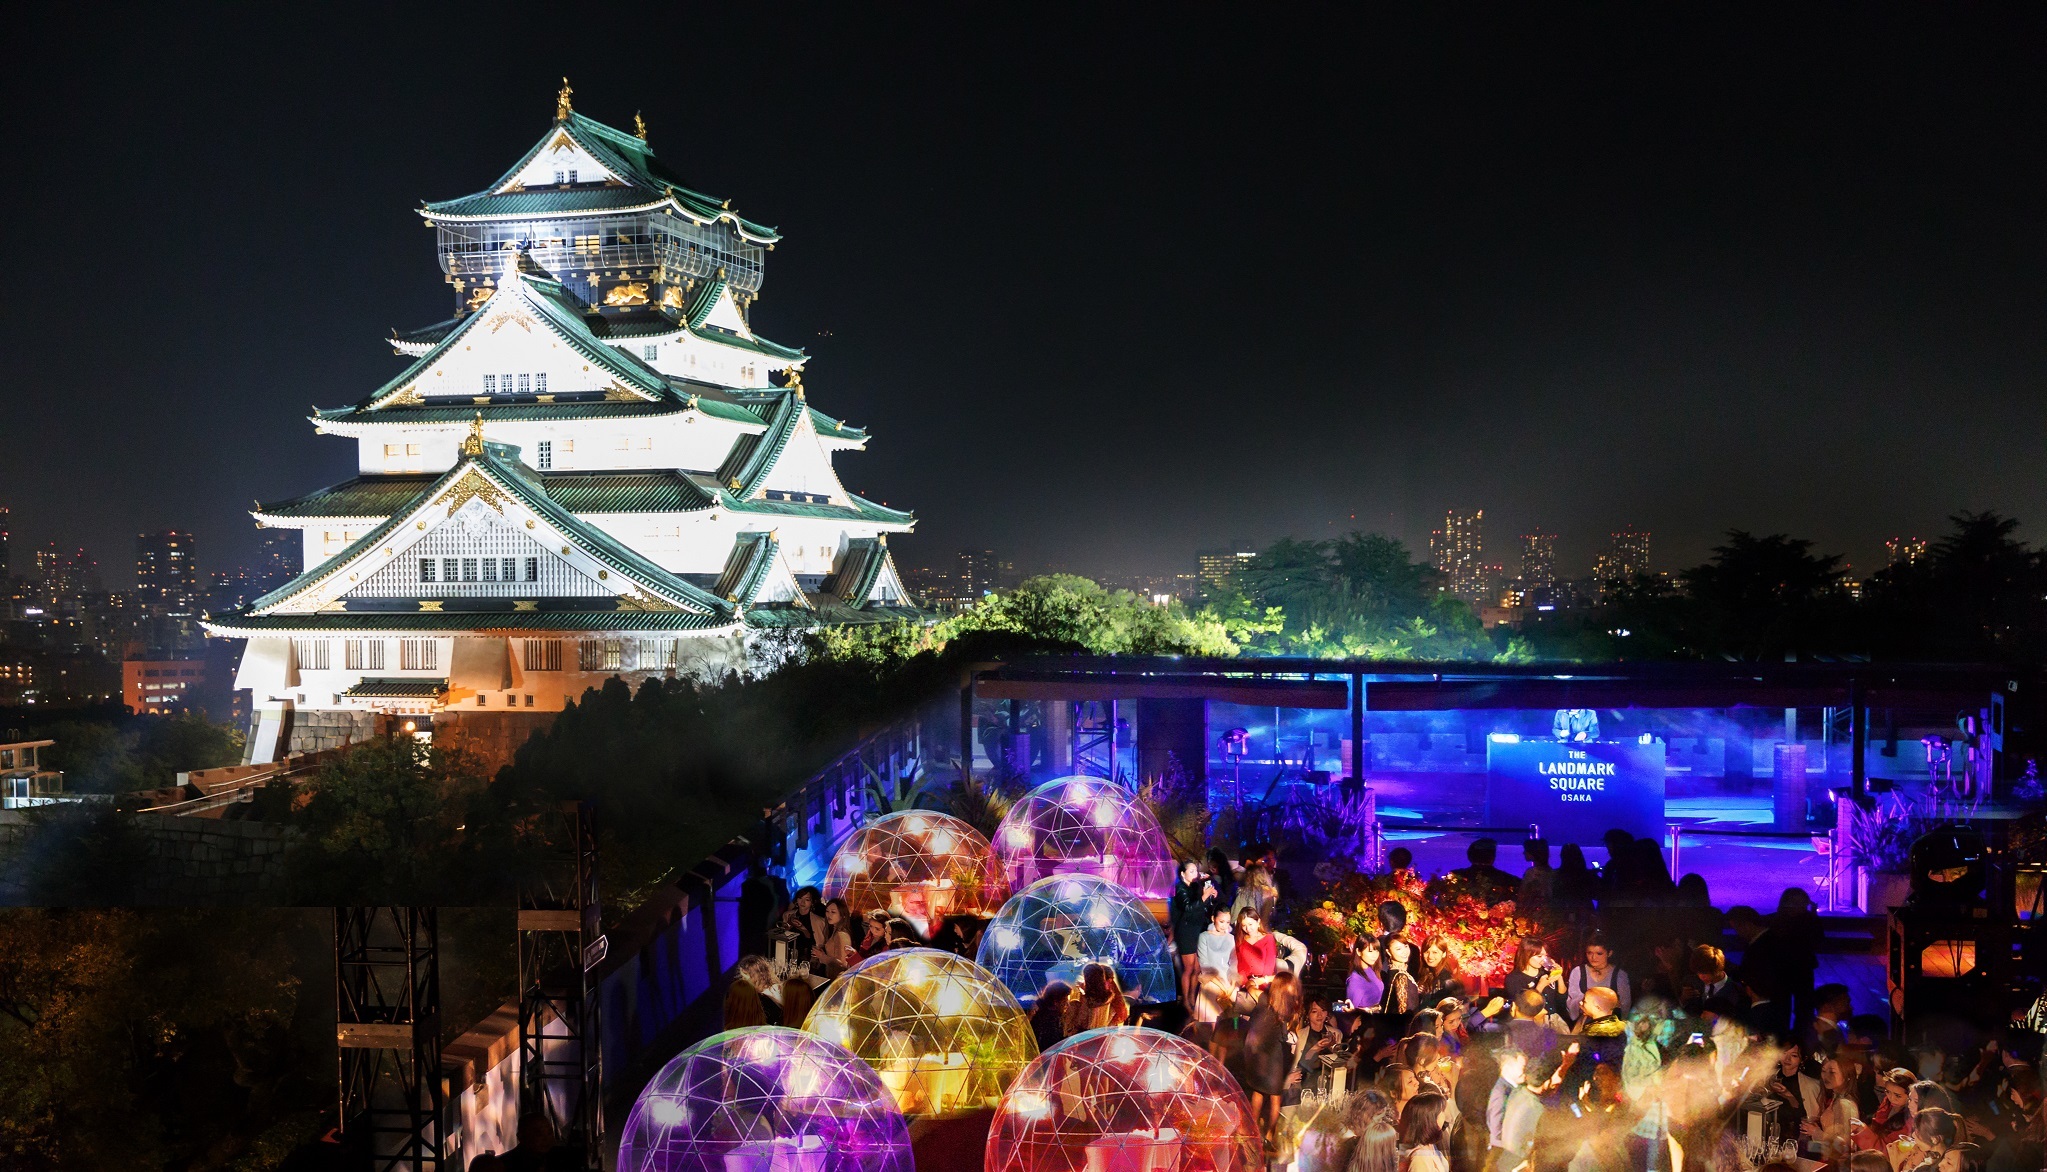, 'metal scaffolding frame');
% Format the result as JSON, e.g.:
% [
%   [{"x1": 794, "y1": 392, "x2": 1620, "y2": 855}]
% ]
[
  {"x1": 335, "y1": 907, "x2": 443, "y2": 1170},
  {"x1": 518, "y1": 800, "x2": 604, "y2": 1167}
]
